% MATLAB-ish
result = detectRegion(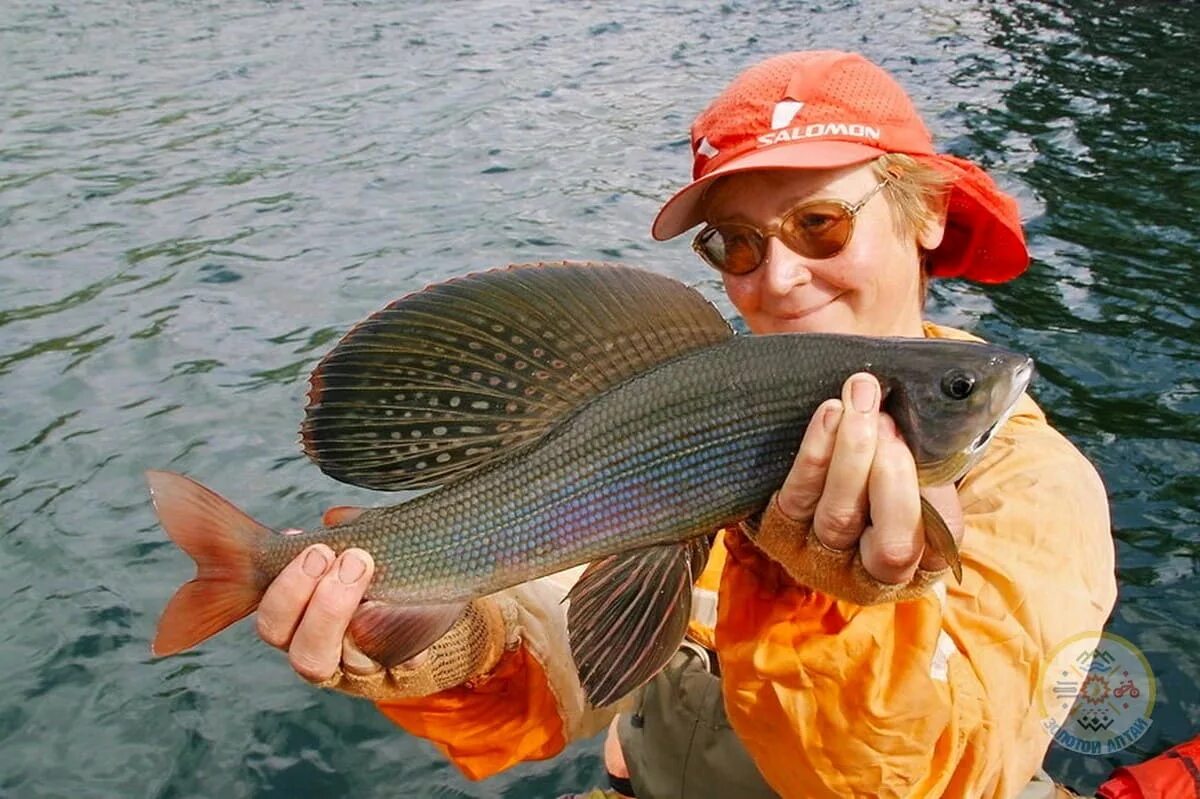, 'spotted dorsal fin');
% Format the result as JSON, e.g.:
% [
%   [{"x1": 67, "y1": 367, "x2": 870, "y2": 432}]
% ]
[{"x1": 300, "y1": 261, "x2": 732, "y2": 490}]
